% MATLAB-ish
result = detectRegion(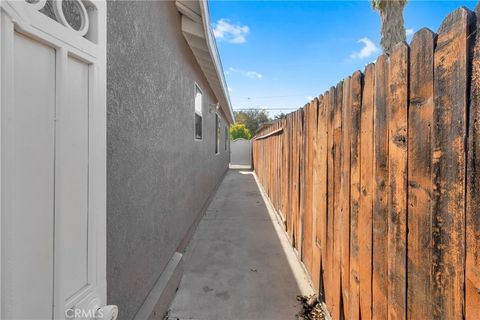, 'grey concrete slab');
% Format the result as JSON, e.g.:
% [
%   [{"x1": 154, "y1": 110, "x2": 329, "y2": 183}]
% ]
[{"x1": 168, "y1": 170, "x2": 314, "y2": 320}]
